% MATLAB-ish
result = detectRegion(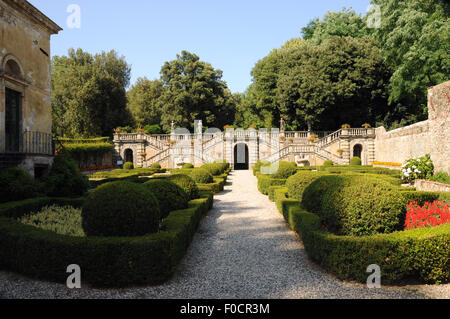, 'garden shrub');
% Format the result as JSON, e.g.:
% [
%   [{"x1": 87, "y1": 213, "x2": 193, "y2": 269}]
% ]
[
  {"x1": 151, "y1": 163, "x2": 162, "y2": 170},
  {"x1": 429, "y1": 172, "x2": 450, "y2": 185},
  {"x1": 144, "y1": 124, "x2": 163, "y2": 135},
  {"x1": 323, "y1": 160, "x2": 333, "y2": 167},
  {"x1": 286, "y1": 171, "x2": 328, "y2": 202},
  {"x1": 143, "y1": 180, "x2": 189, "y2": 219},
  {"x1": 253, "y1": 160, "x2": 270, "y2": 175},
  {"x1": 273, "y1": 189, "x2": 449, "y2": 284},
  {"x1": 350, "y1": 157, "x2": 362, "y2": 166},
  {"x1": 401, "y1": 191, "x2": 441, "y2": 206},
  {"x1": 268, "y1": 186, "x2": 285, "y2": 202},
  {"x1": 167, "y1": 174, "x2": 199, "y2": 200},
  {"x1": 82, "y1": 181, "x2": 160, "y2": 237},
  {"x1": 45, "y1": 156, "x2": 89, "y2": 198},
  {"x1": 62, "y1": 143, "x2": 113, "y2": 168},
  {"x1": 123, "y1": 162, "x2": 134, "y2": 170},
  {"x1": 273, "y1": 162, "x2": 298, "y2": 179},
  {"x1": 302, "y1": 175, "x2": 405, "y2": 236},
  {"x1": 183, "y1": 163, "x2": 194, "y2": 169},
  {"x1": 190, "y1": 169, "x2": 214, "y2": 184},
  {"x1": 0, "y1": 192, "x2": 214, "y2": 287},
  {"x1": 0, "y1": 168, "x2": 41, "y2": 203},
  {"x1": 257, "y1": 175, "x2": 287, "y2": 195},
  {"x1": 401, "y1": 154, "x2": 434, "y2": 184},
  {"x1": 201, "y1": 163, "x2": 223, "y2": 176}
]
